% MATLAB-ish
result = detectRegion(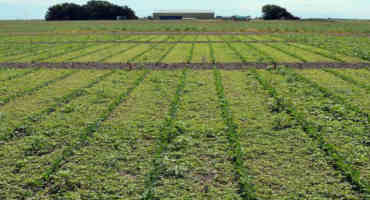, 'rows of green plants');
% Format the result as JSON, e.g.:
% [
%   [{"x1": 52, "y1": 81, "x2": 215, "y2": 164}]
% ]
[
  {"x1": 1, "y1": 34, "x2": 369, "y2": 64},
  {"x1": 0, "y1": 69, "x2": 73, "y2": 105},
  {"x1": 221, "y1": 70, "x2": 363, "y2": 199},
  {"x1": 274, "y1": 34, "x2": 370, "y2": 62},
  {"x1": 0, "y1": 68, "x2": 39, "y2": 82},
  {"x1": 255, "y1": 68, "x2": 369, "y2": 197},
  {"x1": 296, "y1": 69, "x2": 370, "y2": 115},
  {"x1": 41, "y1": 70, "x2": 181, "y2": 199},
  {"x1": 326, "y1": 69, "x2": 370, "y2": 88},
  {"x1": 0, "y1": 68, "x2": 369, "y2": 199},
  {"x1": 2, "y1": 20, "x2": 370, "y2": 34},
  {"x1": 0, "y1": 34, "x2": 186, "y2": 43},
  {"x1": 0, "y1": 44, "x2": 59, "y2": 62},
  {"x1": 0, "y1": 70, "x2": 111, "y2": 141},
  {"x1": 0, "y1": 70, "x2": 146, "y2": 199},
  {"x1": 150, "y1": 70, "x2": 243, "y2": 199}
]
